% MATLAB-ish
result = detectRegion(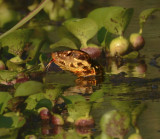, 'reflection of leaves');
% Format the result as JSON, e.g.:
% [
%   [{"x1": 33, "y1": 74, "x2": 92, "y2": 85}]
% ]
[
  {"x1": 100, "y1": 110, "x2": 130, "y2": 138},
  {"x1": 0, "y1": 92, "x2": 12, "y2": 114},
  {"x1": 45, "y1": 72, "x2": 76, "y2": 86},
  {"x1": 0, "y1": 29, "x2": 32, "y2": 56},
  {"x1": 139, "y1": 8, "x2": 160, "y2": 31},
  {"x1": 122, "y1": 51, "x2": 139, "y2": 59},
  {"x1": 15, "y1": 81, "x2": 44, "y2": 97},
  {"x1": 64, "y1": 95, "x2": 91, "y2": 121},
  {"x1": 67, "y1": 101, "x2": 91, "y2": 121}
]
